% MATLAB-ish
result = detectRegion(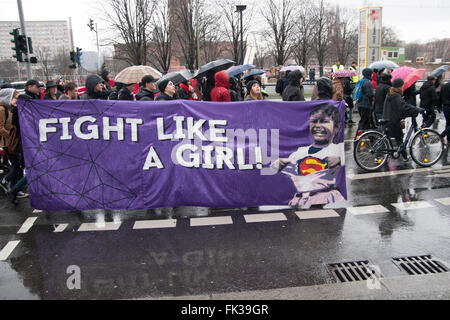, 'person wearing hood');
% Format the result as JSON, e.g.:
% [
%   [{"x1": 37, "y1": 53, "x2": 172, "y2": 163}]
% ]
[
  {"x1": 136, "y1": 75, "x2": 157, "y2": 101},
  {"x1": 332, "y1": 77, "x2": 344, "y2": 101},
  {"x1": 228, "y1": 76, "x2": 241, "y2": 101},
  {"x1": 0, "y1": 88, "x2": 21, "y2": 192},
  {"x1": 403, "y1": 82, "x2": 419, "y2": 106},
  {"x1": 374, "y1": 73, "x2": 392, "y2": 123},
  {"x1": 356, "y1": 68, "x2": 375, "y2": 131},
  {"x1": 101, "y1": 69, "x2": 113, "y2": 91},
  {"x1": 155, "y1": 80, "x2": 176, "y2": 101},
  {"x1": 382, "y1": 78, "x2": 424, "y2": 161},
  {"x1": 18, "y1": 79, "x2": 41, "y2": 101},
  {"x1": 311, "y1": 77, "x2": 332, "y2": 101},
  {"x1": 282, "y1": 70, "x2": 305, "y2": 101},
  {"x1": 211, "y1": 71, "x2": 231, "y2": 102},
  {"x1": 246, "y1": 80, "x2": 263, "y2": 101},
  {"x1": 81, "y1": 74, "x2": 110, "y2": 100},
  {"x1": 43, "y1": 81, "x2": 59, "y2": 100},
  {"x1": 420, "y1": 75, "x2": 439, "y2": 128}
]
